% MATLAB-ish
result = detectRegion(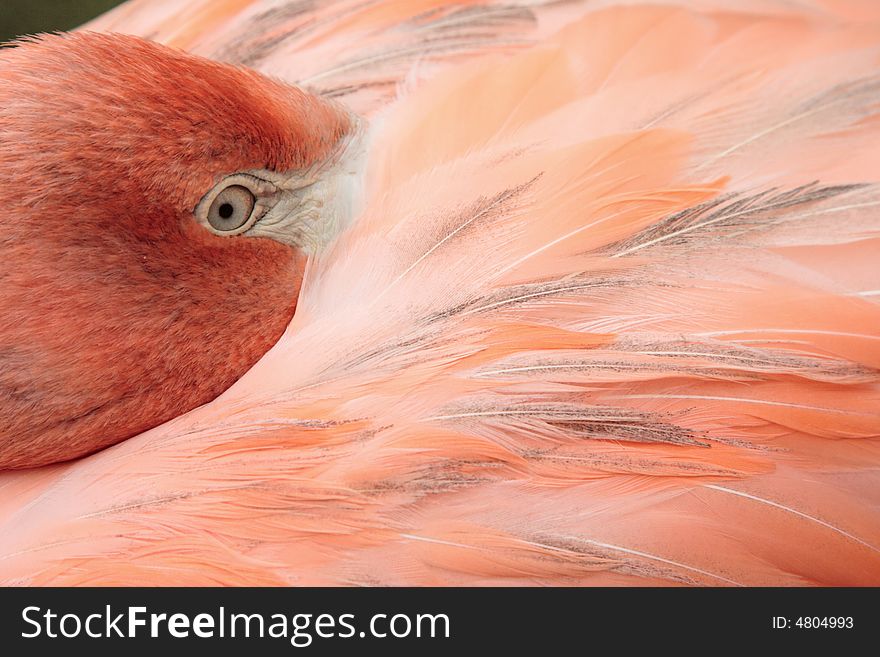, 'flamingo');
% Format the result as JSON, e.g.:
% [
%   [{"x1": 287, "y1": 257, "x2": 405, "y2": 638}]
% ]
[{"x1": 0, "y1": 0, "x2": 879, "y2": 585}]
